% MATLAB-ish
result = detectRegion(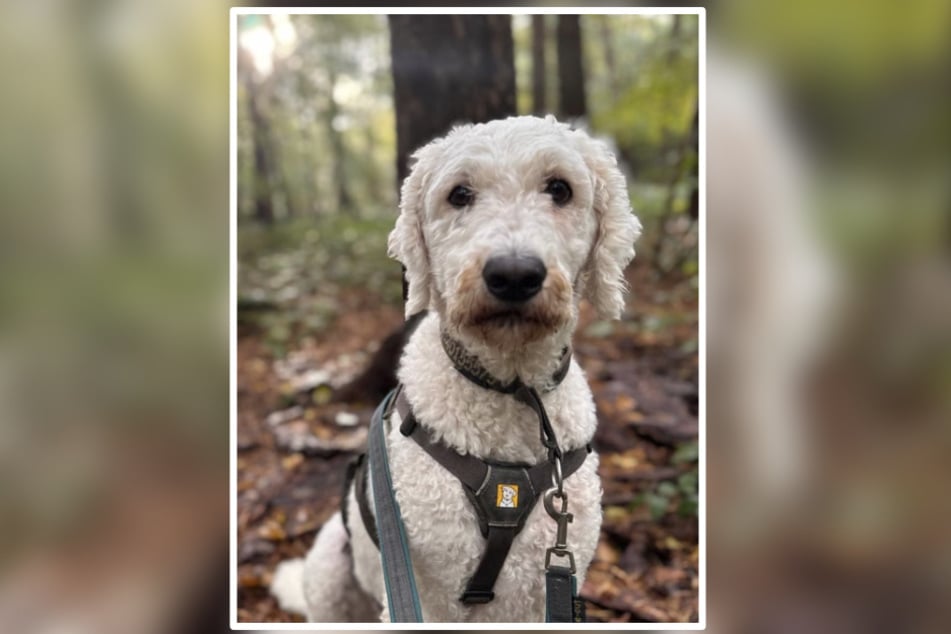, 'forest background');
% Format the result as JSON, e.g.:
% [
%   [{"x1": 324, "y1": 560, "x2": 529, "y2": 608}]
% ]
[{"x1": 236, "y1": 12, "x2": 700, "y2": 624}]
